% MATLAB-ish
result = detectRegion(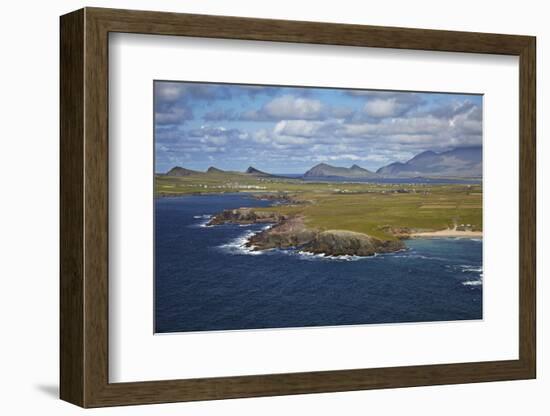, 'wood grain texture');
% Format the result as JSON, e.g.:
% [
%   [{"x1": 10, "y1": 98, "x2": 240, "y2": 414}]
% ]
[
  {"x1": 59, "y1": 7, "x2": 537, "y2": 408},
  {"x1": 83, "y1": 10, "x2": 110, "y2": 406},
  {"x1": 88, "y1": 7, "x2": 532, "y2": 55},
  {"x1": 59, "y1": 8, "x2": 84, "y2": 407},
  {"x1": 518, "y1": 38, "x2": 536, "y2": 375}
]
